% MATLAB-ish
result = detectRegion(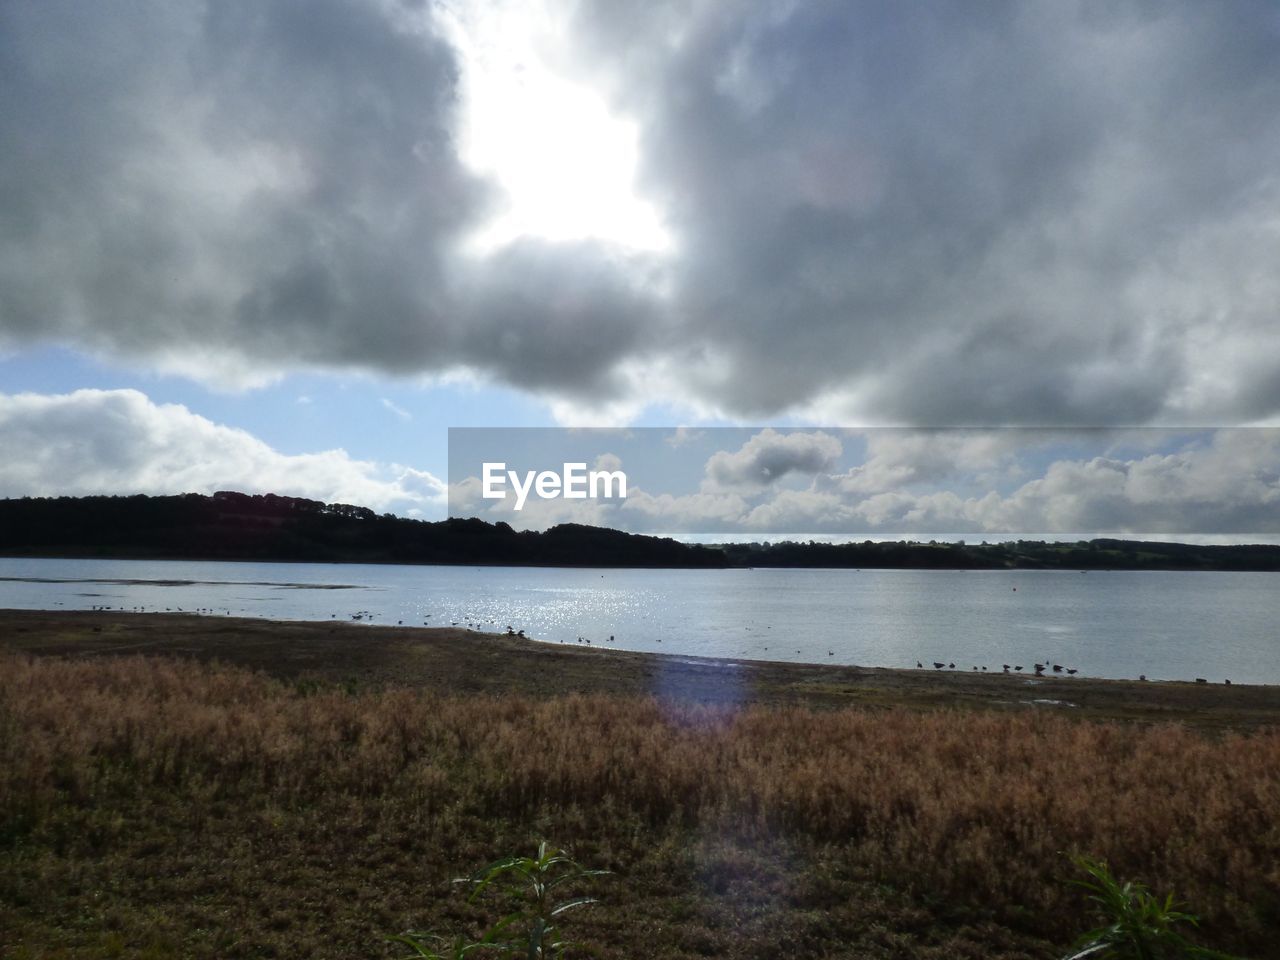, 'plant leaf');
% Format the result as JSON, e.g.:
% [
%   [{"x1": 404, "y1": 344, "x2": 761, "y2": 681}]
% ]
[{"x1": 550, "y1": 897, "x2": 598, "y2": 917}]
